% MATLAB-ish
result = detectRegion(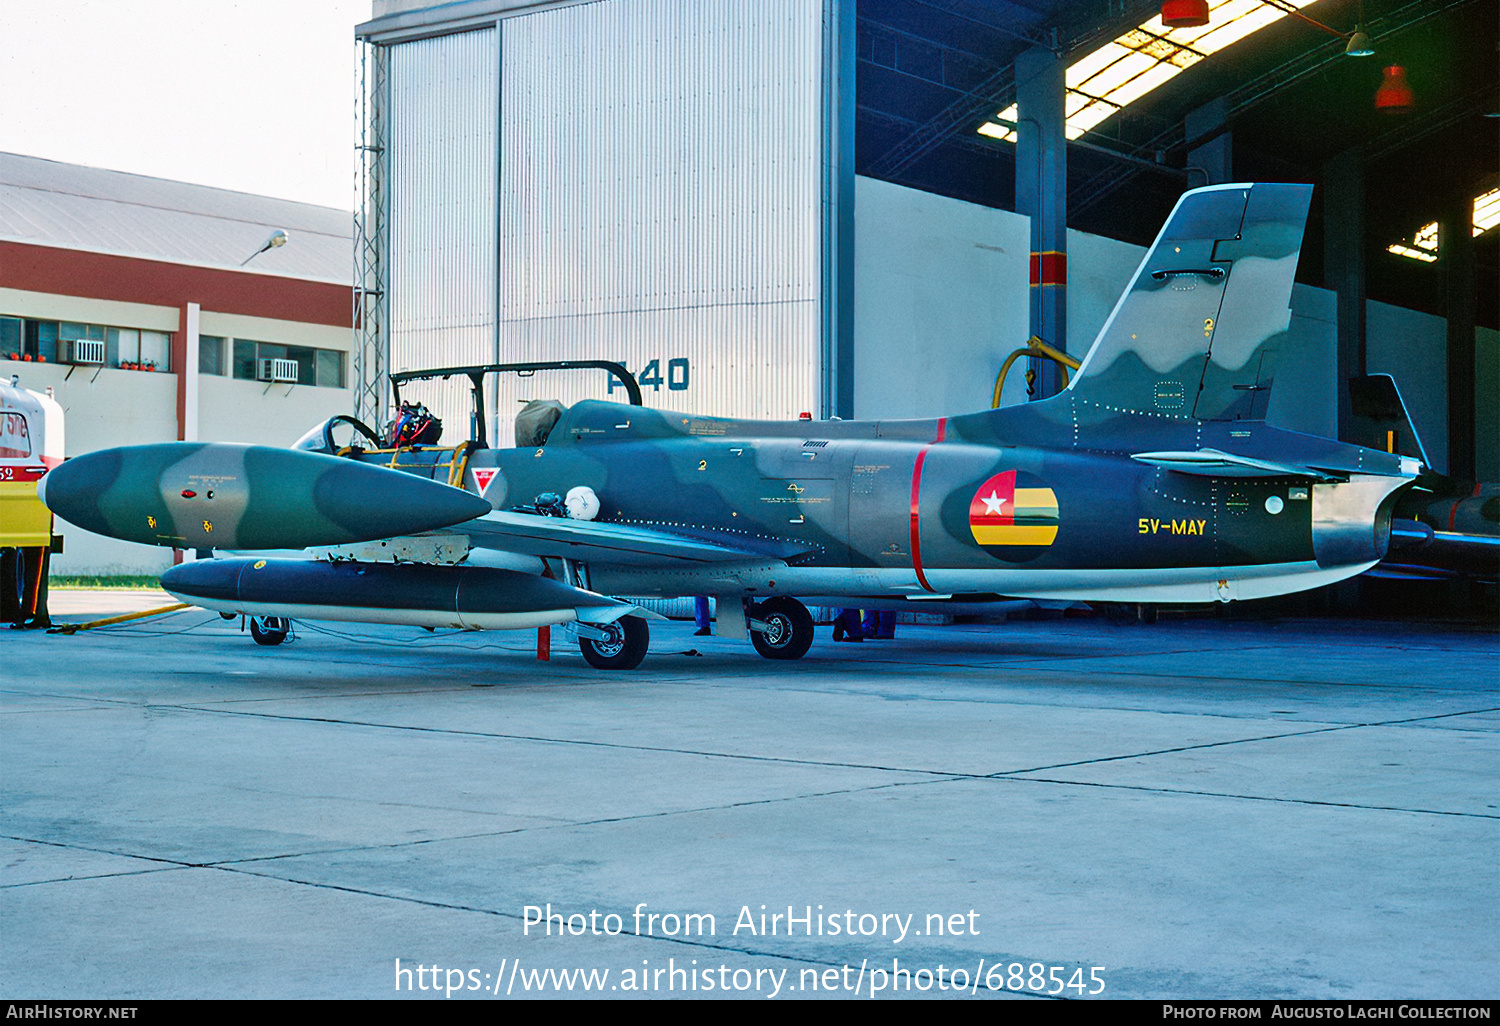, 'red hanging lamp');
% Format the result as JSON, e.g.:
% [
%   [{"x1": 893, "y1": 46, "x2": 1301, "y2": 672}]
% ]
[
  {"x1": 1373, "y1": 65, "x2": 1414, "y2": 113},
  {"x1": 1161, "y1": 0, "x2": 1210, "y2": 29}
]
